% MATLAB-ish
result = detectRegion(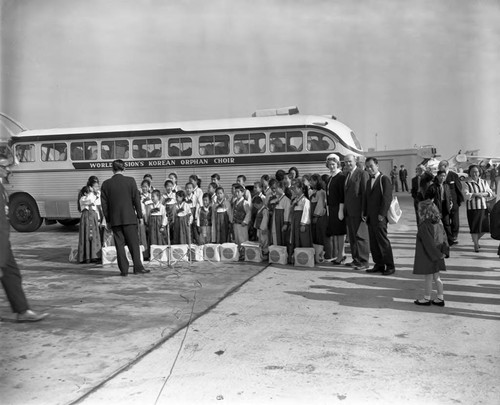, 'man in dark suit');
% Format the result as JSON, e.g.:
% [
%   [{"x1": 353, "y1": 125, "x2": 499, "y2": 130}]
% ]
[
  {"x1": 411, "y1": 164, "x2": 426, "y2": 225},
  {"x1": 425, "y1": 170, "x2": 454, "y2": 244},
  {"x1": 438, "y1": 160, "x2": 464, "y2": 244},
  {"x1": 1, "y1": 147, "x2": 48, "y2": 322},
  {"x1": 101, "y1": 160, "x2": 149, "y2": 276},
  {"x1": 362, "y1": 157, "x2": 395, "y2": 275},
  {"x1": 399, "y1": 164, "x2": 409, "y2": 192},
  {"x1": 343, "y1": 154, "x2": 370, "y2": 270}
]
